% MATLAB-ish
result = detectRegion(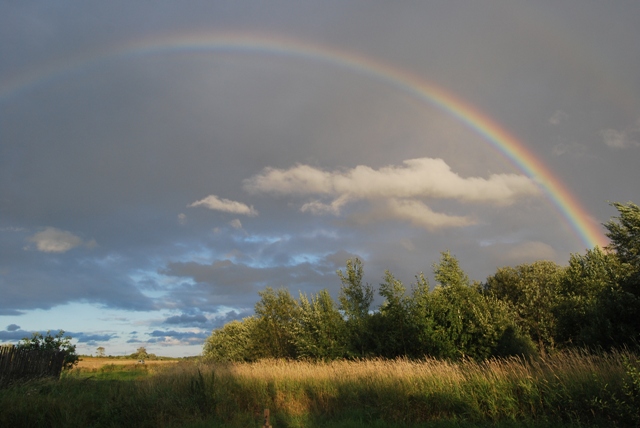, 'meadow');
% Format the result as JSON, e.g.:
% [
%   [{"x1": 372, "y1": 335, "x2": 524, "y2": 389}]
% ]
[{"x1": 0, "y1": 349, "x2": 638, "y2": 427}]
